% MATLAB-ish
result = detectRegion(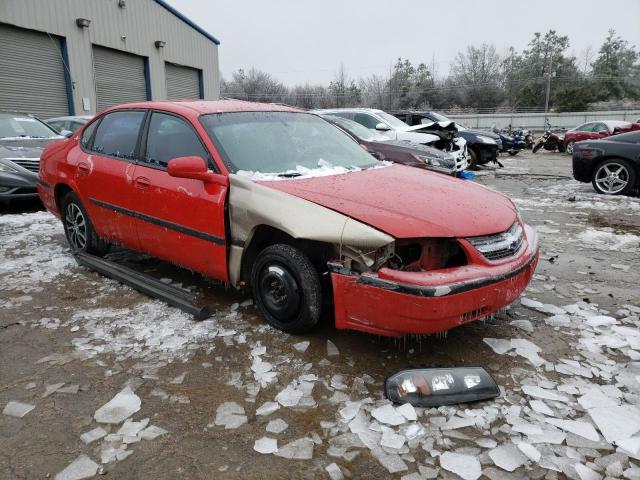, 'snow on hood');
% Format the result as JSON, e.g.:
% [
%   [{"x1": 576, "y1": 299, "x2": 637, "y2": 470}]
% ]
[
  {"x1": 259, "y1": 164, "x2": 517, "y2": 238},
  {"x1": 405, "y1": 121, "x2": 457, "y2": 133},
  {"x1": 0, "y1": 137, "x2": 60, "y2": 160},
  {"x1": 237, "y1": 159, "x2": 392, "y2": 181}
]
